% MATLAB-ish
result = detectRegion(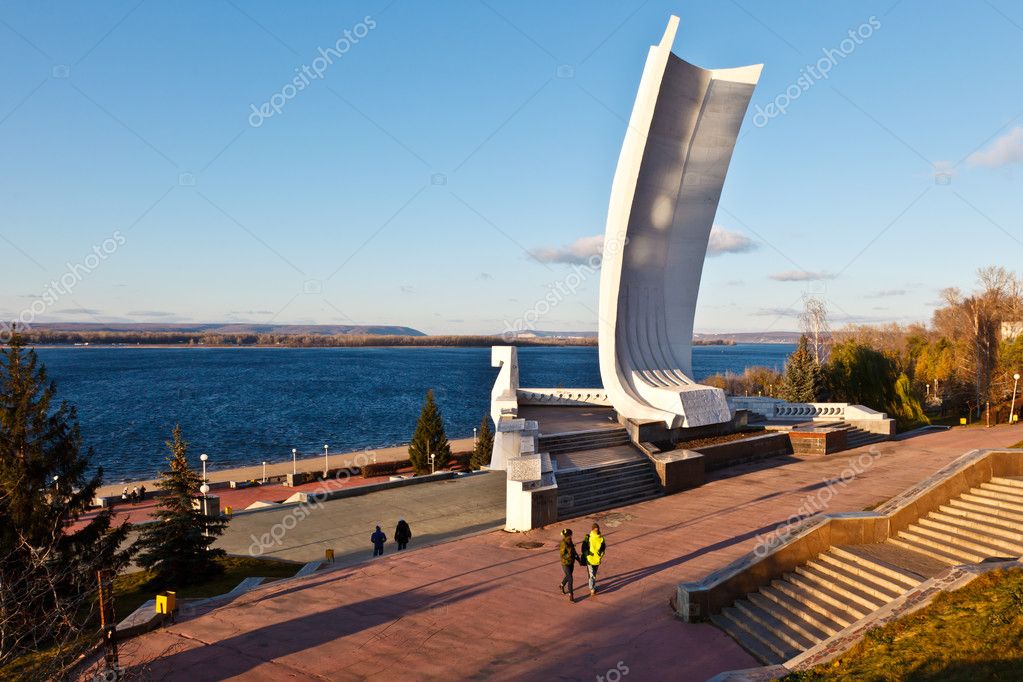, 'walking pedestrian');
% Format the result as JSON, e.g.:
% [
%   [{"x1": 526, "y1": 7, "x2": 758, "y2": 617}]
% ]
[
  {"x1": 139, "y1": 484, "x2": 147, "y2": 501},
  {"x1": 581, "y1": 523, "x2": 606, "y2": 596},
  {"x1": 394, "y1": 519, "x2": 412, "y2": 550},
  {"x1": 121, "y1": 487, "x2": 129, "y2": 505},
  {"x1": 371, "y1": 525, "x2": 387, "y2": 557},
  {"x1": 558, "y1": 528, "x2": 580, "y2": 602},
  {"x1": 130, "y1": 486, "x2": 139, "y2": 505}
]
